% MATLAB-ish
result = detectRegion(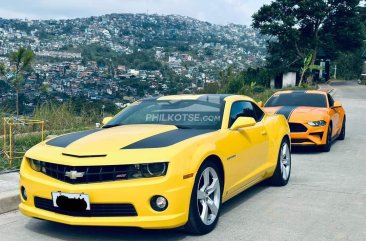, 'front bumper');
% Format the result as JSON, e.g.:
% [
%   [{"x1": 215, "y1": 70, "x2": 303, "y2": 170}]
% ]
[
  {"x1": 19, "y1": 162, "x2": 193, "y2": 229},
  {"x1": 290, "y1": 123, "x2": 327, "y2": 146}
]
